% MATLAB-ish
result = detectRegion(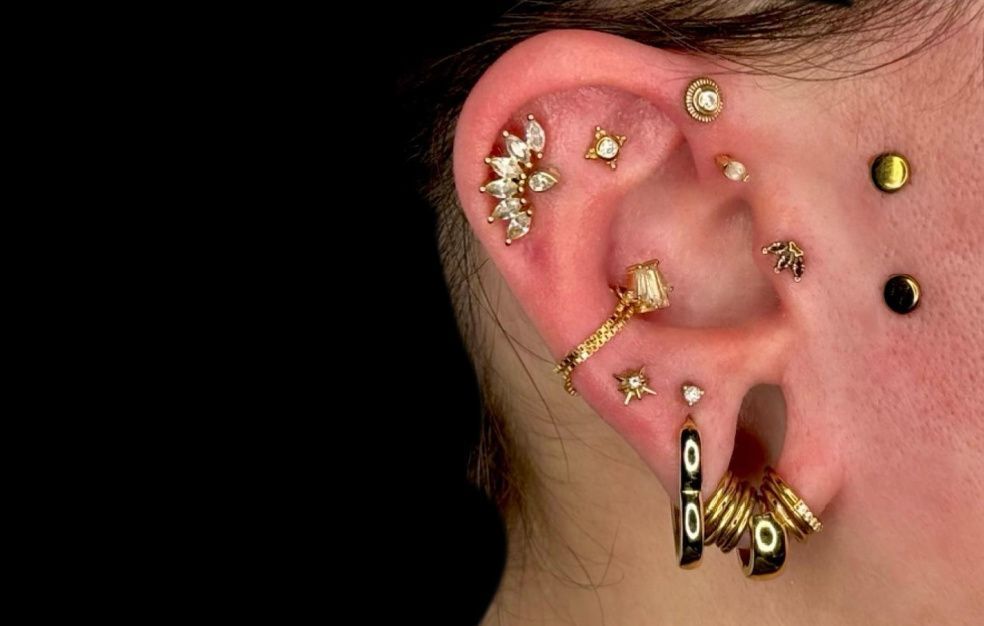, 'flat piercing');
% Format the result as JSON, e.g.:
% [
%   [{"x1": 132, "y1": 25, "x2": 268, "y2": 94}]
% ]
[
  {"x1": 715, "y1": 155, "x2": 749, "y2": 182},
  {"x1": 681, "y1": 383, "x2": 705, "y2": 407},
  {"x1": 884, "y1": 274, "x2": 921, "y2": 314},
  {"x1": 685, "y1": 78, "x2": 723, "y2": 123},
  {"x1": 614, "y1": 367, "x2": 657, "y2": 405},
  {"x1": 585, "y1": 126, "x2": 627, "y2": 170},
  {"x1": 762, "y1": 240, "x2": 805, "y2": 282},
  {"x1": 673, "y1": 417, "x2": 704, "y2": 568},
  {"x1": 871, "y1": 152, "x2": 911, "y2": 193},
  {"x1": 480, "y1": 114, "x2": 559, "y2": 245}
]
